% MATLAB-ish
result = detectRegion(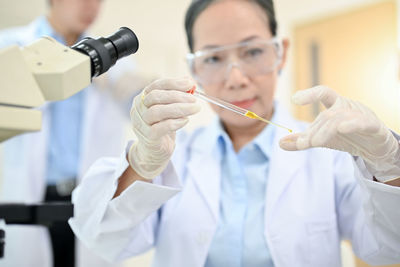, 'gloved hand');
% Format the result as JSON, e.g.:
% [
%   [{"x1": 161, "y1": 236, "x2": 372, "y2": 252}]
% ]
[
  {"x1": 279, "y1": 86, "x2": 400, "y2": 182},
  {"x1": 128, "y1": 78, "x2": 201, "y2": 179}
]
